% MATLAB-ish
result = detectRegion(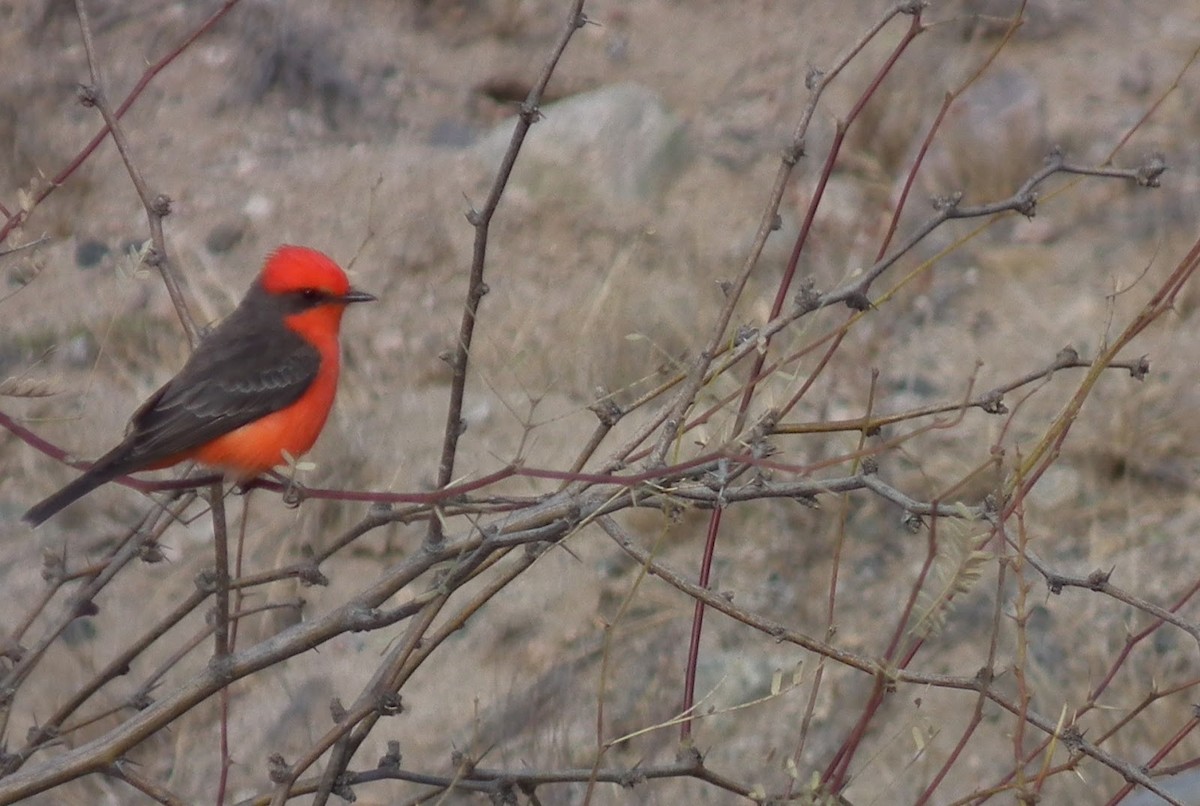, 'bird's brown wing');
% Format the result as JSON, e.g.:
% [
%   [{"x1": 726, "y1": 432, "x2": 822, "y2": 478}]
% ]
[{"x1": 117, "y1": 318, "x2": 321, "y2": 470}]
